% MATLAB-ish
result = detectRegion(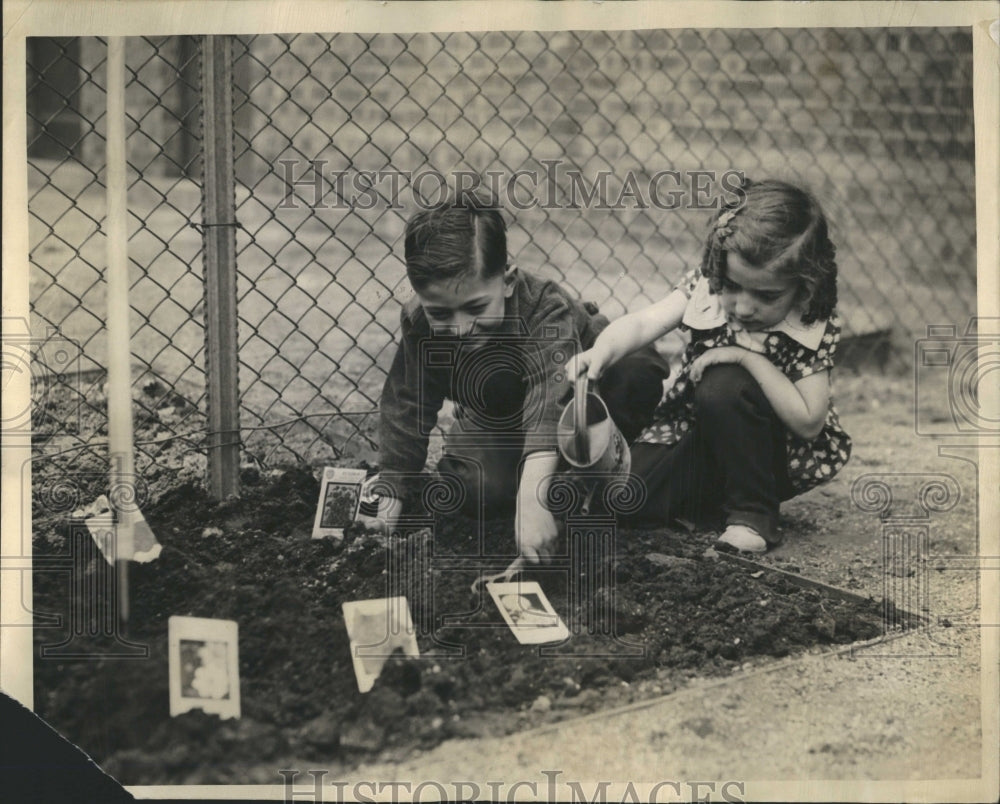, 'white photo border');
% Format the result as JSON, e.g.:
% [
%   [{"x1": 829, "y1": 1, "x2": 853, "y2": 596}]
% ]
[{"x1": 2, "y1": 2, "x2": 997, "y2": 801}]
